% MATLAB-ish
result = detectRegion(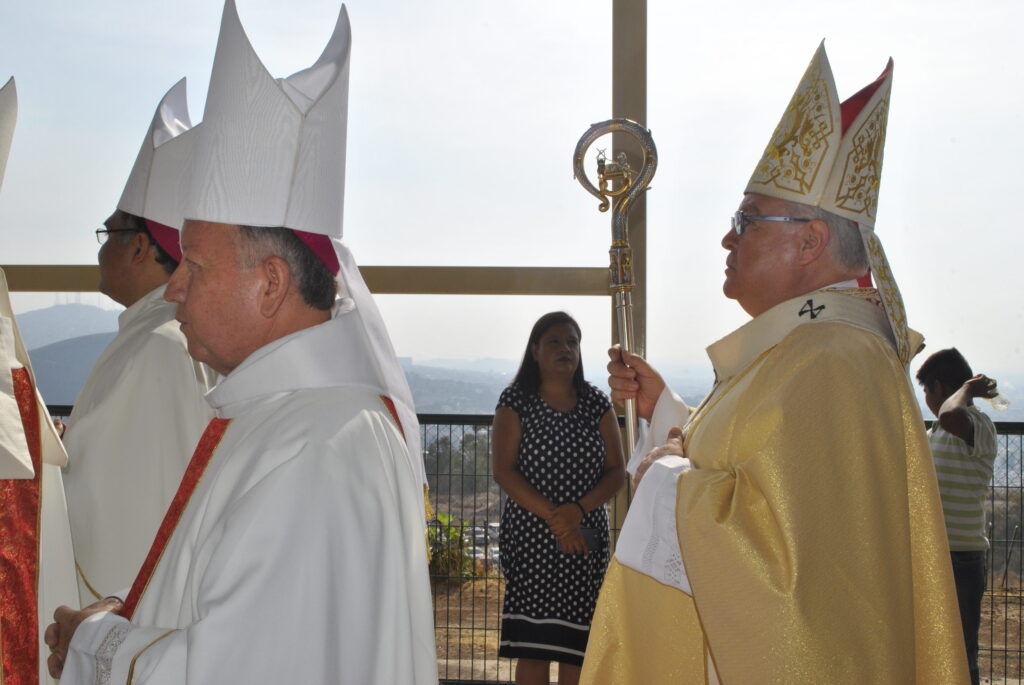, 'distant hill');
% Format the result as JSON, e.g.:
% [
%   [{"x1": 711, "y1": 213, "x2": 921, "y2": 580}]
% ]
[
  {"x1": 30, "y1": 332, "x2": 116, "y2": 406},
  {"x1": 417, "y1": 358, "x2": 517, "y2": 375},
  {"x1": 13, "y1": 303, "x2": 1023, "y2": 420},
  {"x1": 15, "y1": 303, "x2": 120, "y2": 405},
  {"x1": 17, "y1": 303, "x2": 120, "y2": 350},
  {"x1": 406, "y1": 366, "x2": 508, "y2": 414}
]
